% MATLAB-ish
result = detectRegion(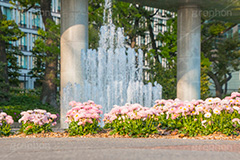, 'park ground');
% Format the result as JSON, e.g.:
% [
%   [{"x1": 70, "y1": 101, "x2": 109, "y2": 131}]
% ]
[{"x1": 1, "y1": 137, "x2": 240, "y2": 160}]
